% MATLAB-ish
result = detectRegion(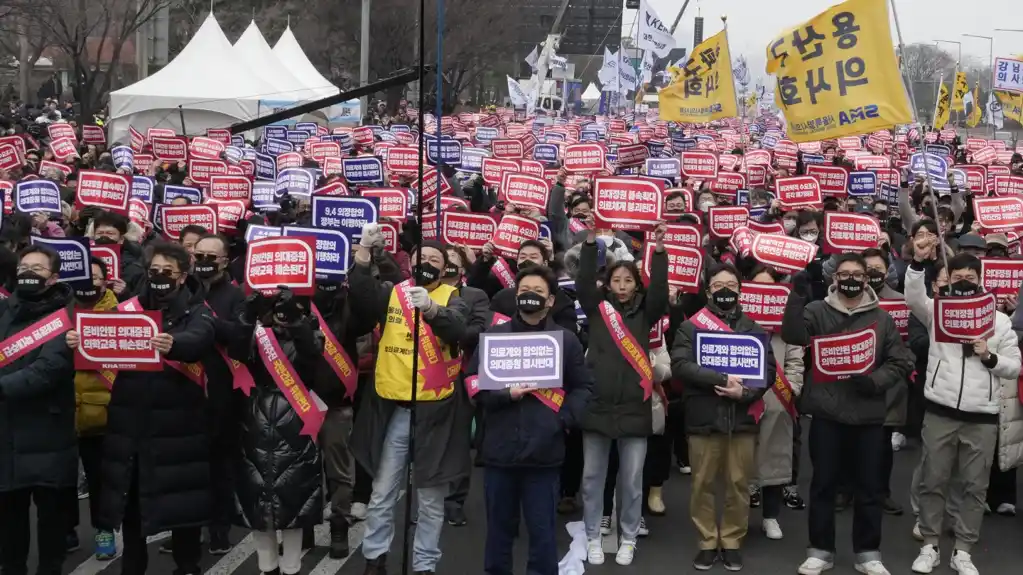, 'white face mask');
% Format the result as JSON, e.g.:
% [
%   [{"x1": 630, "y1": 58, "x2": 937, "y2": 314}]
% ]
[
  {"x1": 783, "y1": 220, "x2": 797, "y2": 234},
  {"x1": 699, "y1": 201, "x2": 715, "y2": 212},
  {"x1": 800, "y1": 231, "x2": 819, "y2": 243},
  {"x1": 597, "y1": 235, "x2": 614, "y2": 247}
]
